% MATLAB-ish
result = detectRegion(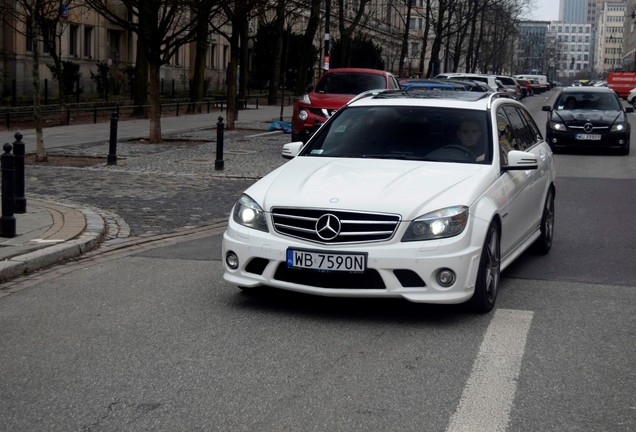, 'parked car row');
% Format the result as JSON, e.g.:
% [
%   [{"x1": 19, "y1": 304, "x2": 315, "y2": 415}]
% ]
[{"x1": 291, "y1": 68, "x2": 554, "y2": 144}]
